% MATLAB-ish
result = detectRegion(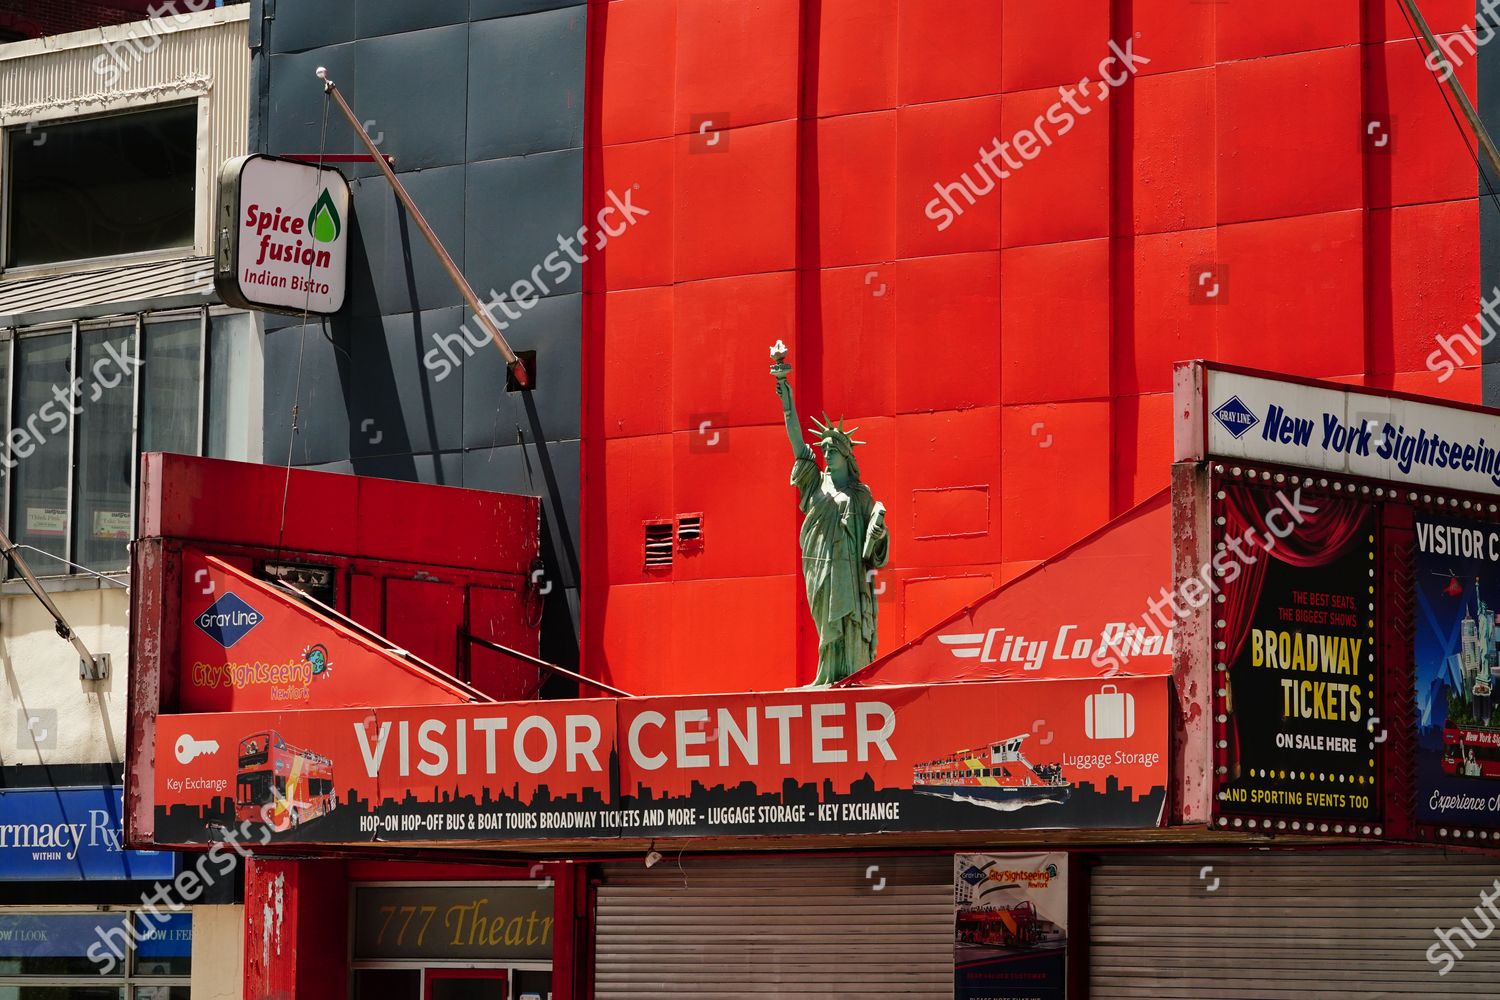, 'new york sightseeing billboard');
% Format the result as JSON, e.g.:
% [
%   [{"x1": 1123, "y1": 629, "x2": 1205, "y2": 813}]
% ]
[
  {"x1": 149, "y1": 676, "x2": 1168, "y2": 846},
  {"x1": 1179, "y1": 361, "x2": 1500, "y2": 844}
]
